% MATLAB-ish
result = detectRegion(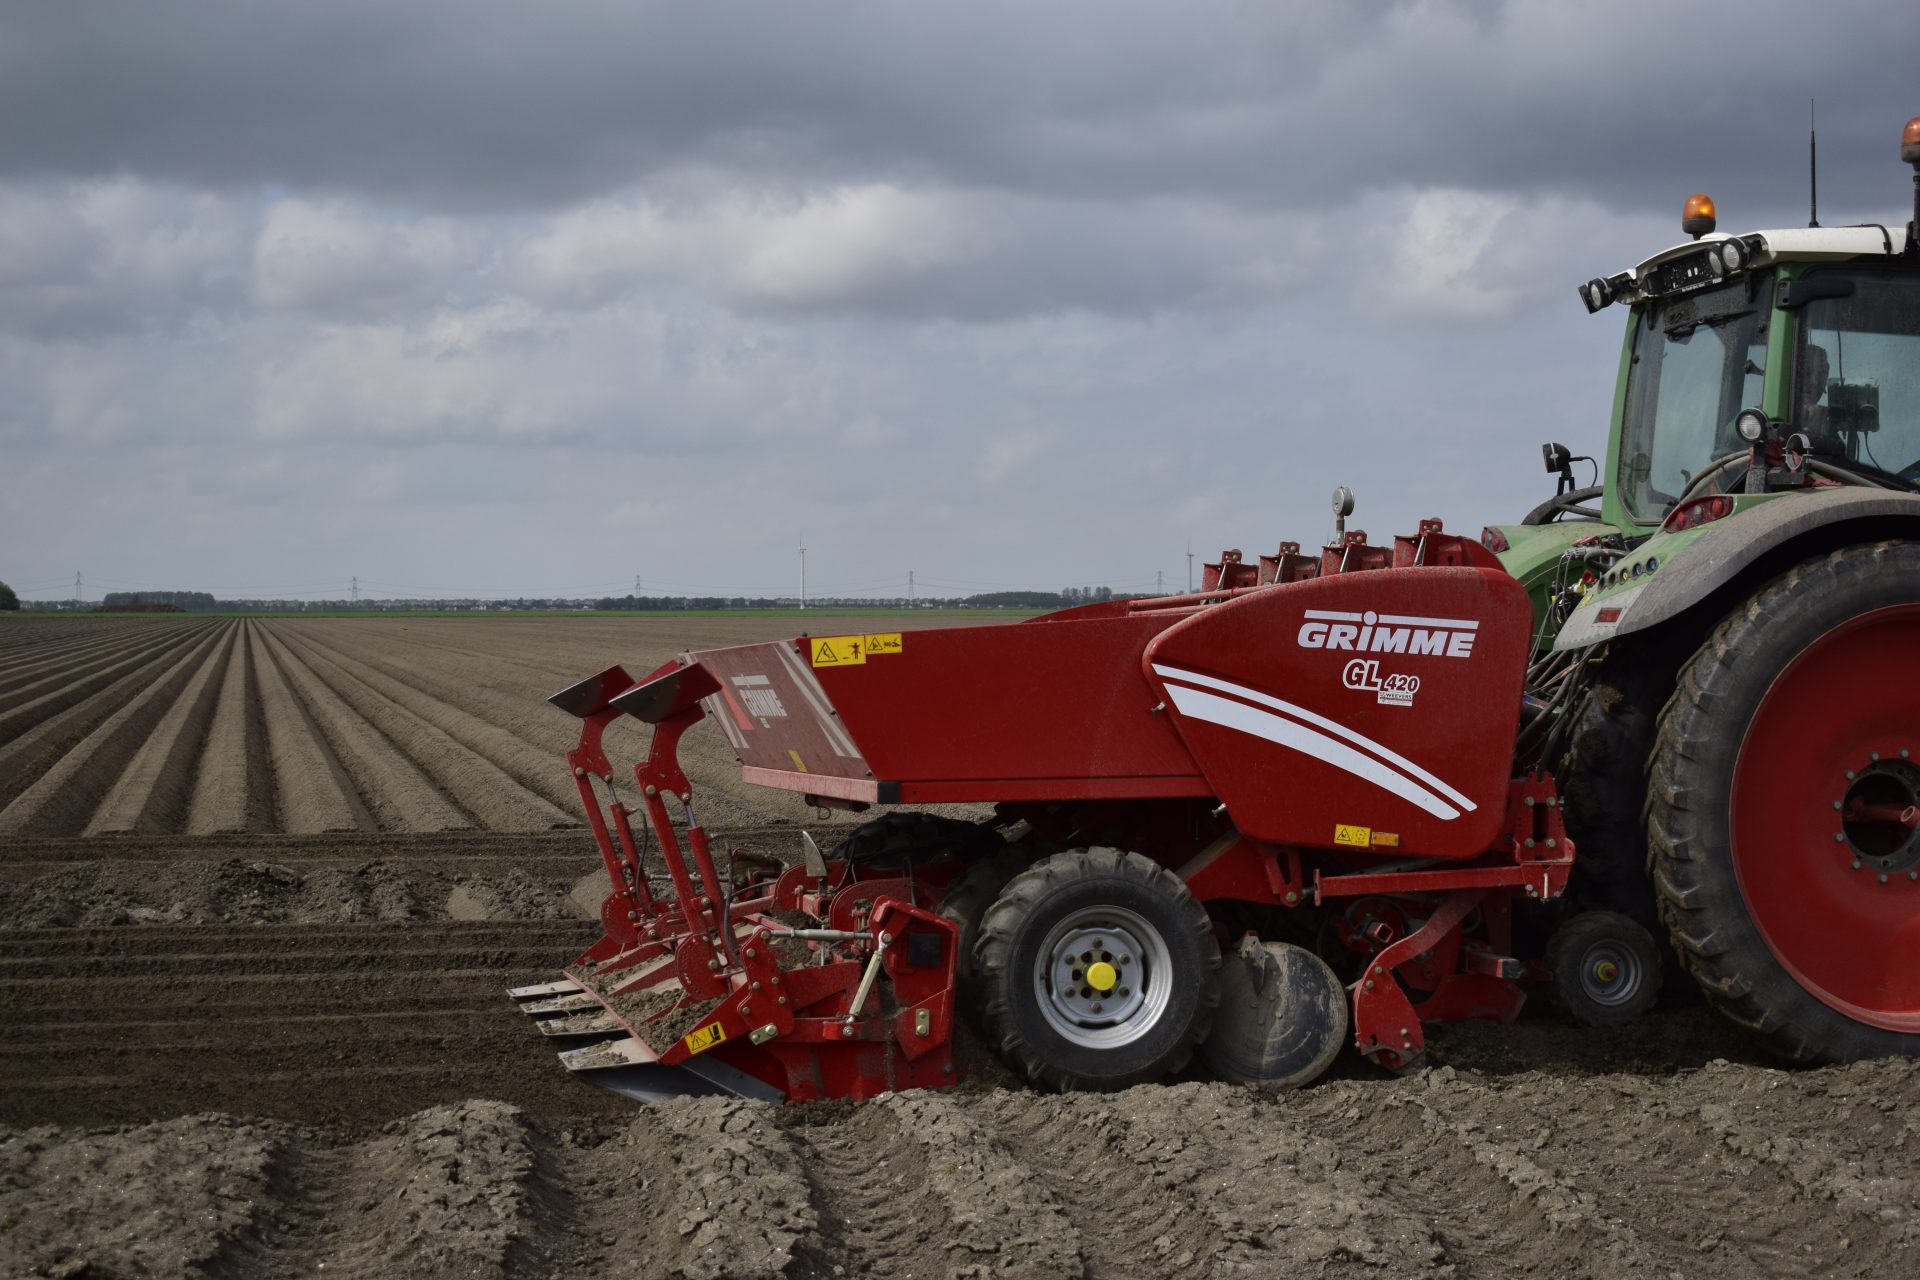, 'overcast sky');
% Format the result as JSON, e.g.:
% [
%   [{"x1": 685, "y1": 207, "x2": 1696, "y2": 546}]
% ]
[{"x1": 2, "y1": 1, "x2": 1914, "y2": 602}]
